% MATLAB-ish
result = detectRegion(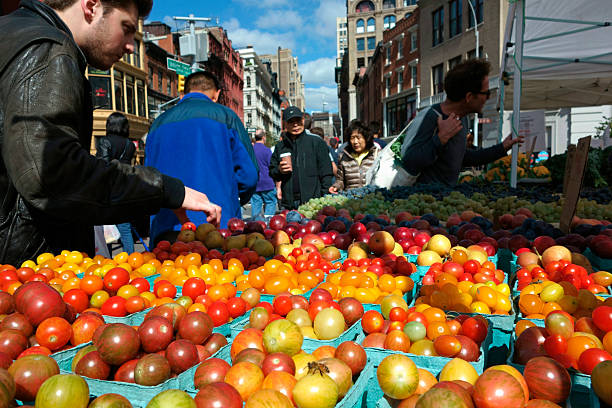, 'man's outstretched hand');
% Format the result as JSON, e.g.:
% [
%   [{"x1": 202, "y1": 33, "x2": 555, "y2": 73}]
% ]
[
  {"x1": 502, "y1": 133, "x2": 525, "y2": 150},
  {"x1": 173, "y1": 187, "x2": 222, "y2": 227}
]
